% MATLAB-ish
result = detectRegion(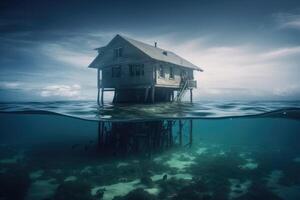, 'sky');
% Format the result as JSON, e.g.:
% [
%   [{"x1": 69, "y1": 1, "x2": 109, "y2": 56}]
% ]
[{"x1": 0, "y1": 0, "x2": 300, "y2": 102}]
